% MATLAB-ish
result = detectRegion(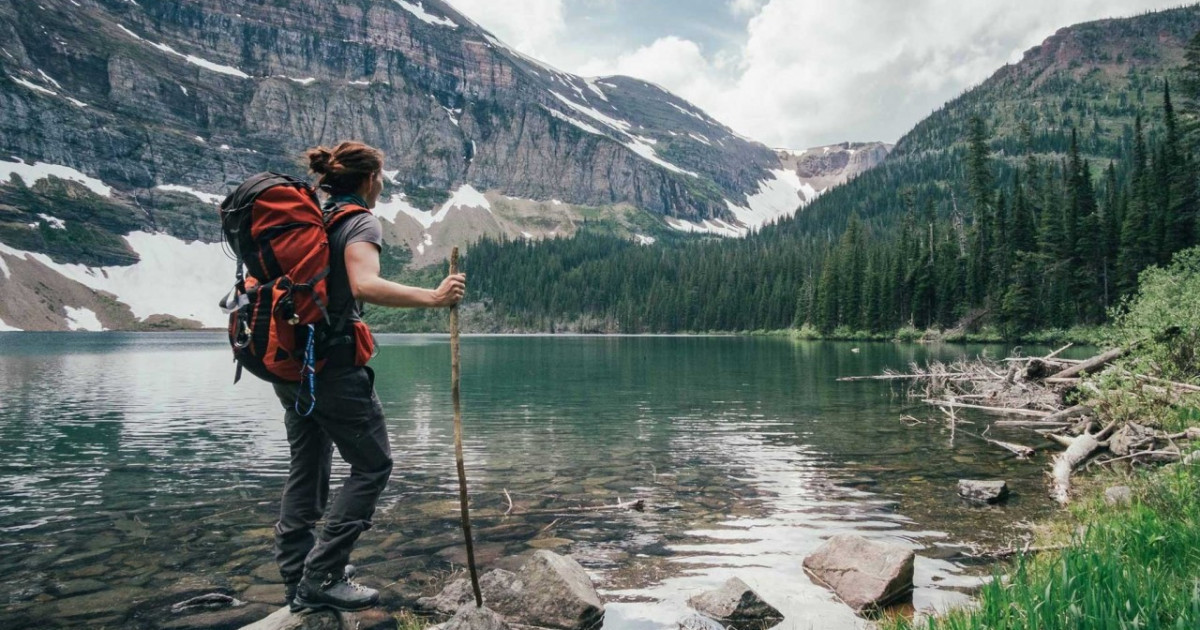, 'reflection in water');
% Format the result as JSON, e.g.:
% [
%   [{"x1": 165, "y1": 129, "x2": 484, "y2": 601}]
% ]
[{"x1": 0, "y1": 333, "x2": 1072, "y2": 629}]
